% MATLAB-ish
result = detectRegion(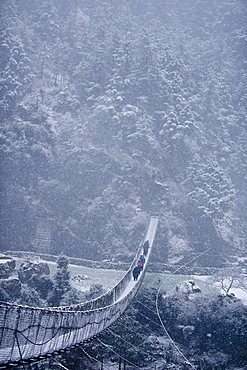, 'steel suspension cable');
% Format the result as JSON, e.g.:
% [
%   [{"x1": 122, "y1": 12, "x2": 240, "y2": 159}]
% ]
[
  {"x1": 106, "y1": 328, "x2": 158, "y2": 368},
  {"x1": 155, "y1": 247, "x2": 212, "y2": 370},
  {"x1": 121, "y1": 311, "x2": 162, "y2": 334},
  {"x1": 79, "y1": 346, "x2": 112, "y2": 370},
  {"x1": 53, "y1": 358, "x2": 71, "y2": 370},
  {"x1": 96, "y1": 337, "x2": 142, "y2": 369},
  {"x1": 109, "y1": 244, "x2": 210, "y2": 368},
  {"x1": 130, "y1": 297, "x2": 163, "y2": 327},
  {"x1": 104, "y1": 320, "x2": 167, "y2": 365}
]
